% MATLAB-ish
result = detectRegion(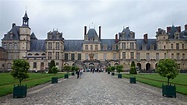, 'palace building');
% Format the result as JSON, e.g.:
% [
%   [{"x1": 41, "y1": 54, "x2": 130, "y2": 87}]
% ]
[{"x1": 1, "y1": 12, "x2": 187, "y2": 72}]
